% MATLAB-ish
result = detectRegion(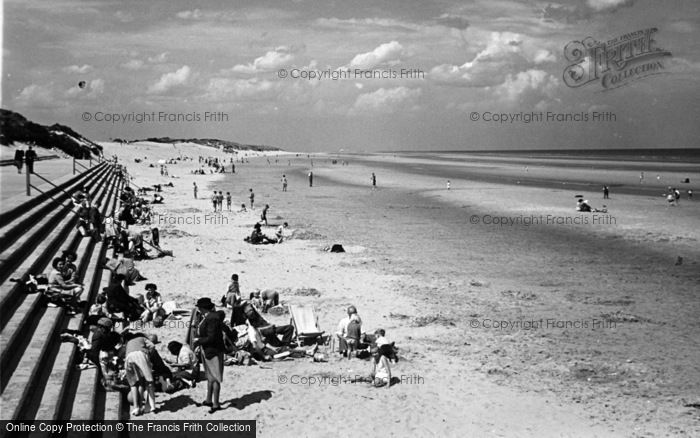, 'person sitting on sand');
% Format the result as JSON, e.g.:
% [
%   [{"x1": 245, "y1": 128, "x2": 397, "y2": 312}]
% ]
[
  {"x1": 165, "y1": 341, "x2": 197, "y2": 388},
  {"x1": 275, "y1": 222, "x2": 288, "y2": 243},
  {"x1": 140, "y1": 283, "x2": 166, "y2": 325},
  {"x1": 249, "y1": 291, "x2": 263, "y2": 311},
  {"x1": 374, "y1": 328, "x2": 389, "y2": 347},
  {"x1": 576, "y1": 199, "x2": 592, "y2": 212},
  {"x1": 104, "y1": 274, "x2": 145, "y2": 322},
  {"x1": 336, "y1": 306, "x2": 363, "y2": 357},
  {"x1": 127, "y1": 230, "x2": 148, "y2": 260},
  {"x1": 238, "y1": 203, "x2": 247, "y2": 213},
  {"x1": 151, "y1": 194, "x2": 164, "y2": 204},
  {"x1": 245, "y1": 223, "x2": 277, "y2": 244},
  {"x1": 370, "y1": 344, "x2": 393, "y2": 388}
]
